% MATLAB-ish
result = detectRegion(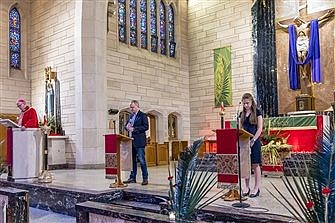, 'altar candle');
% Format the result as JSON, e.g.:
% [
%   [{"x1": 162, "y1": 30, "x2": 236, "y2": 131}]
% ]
[
  {"x1": 333, "y1": 90, "x2": 335, "y2": 102},
  {"x1": 220, "y1": 102, "x2": 224, "y2": 112}
]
